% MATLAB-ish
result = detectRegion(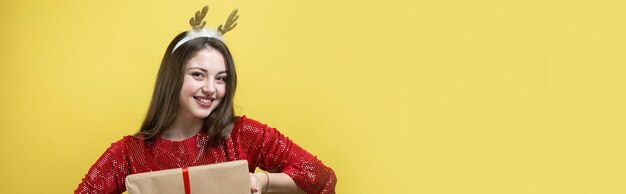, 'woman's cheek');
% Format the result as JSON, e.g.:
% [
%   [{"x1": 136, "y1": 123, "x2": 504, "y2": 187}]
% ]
[{"x1": 218, "y1": 85, "x2": 227, "y2": 98}]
